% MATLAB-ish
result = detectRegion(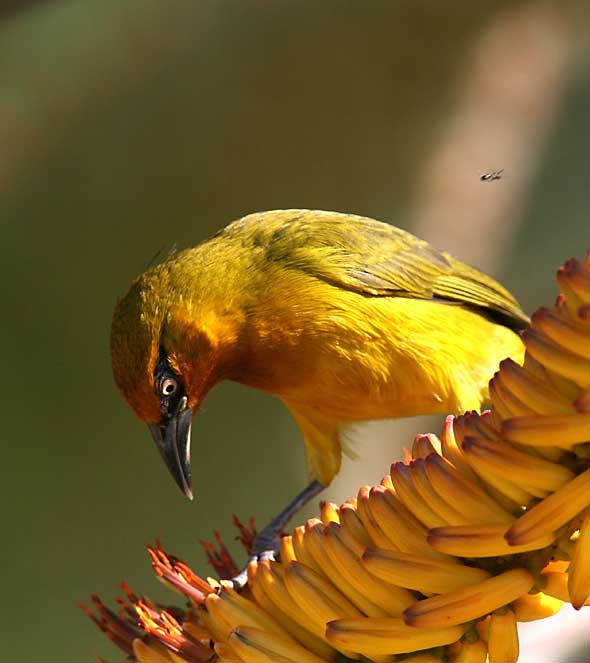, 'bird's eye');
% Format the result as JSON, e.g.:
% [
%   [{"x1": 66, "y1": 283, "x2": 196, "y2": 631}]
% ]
[{"x1": 161, "y1": 377, "x2": 178, "y2": 397}]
